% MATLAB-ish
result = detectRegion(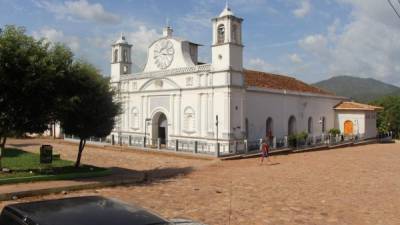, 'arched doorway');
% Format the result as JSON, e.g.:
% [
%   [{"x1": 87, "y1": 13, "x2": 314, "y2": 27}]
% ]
[
  {"x1": 152, "y1": 112, "x2": 168, "y2": 145},
  {"x1": 344, "y1": 120, "x2": 353, "y2": 136},
  {"x1": 288, "y1": 116, "x2": 297, "y2": 136}
]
